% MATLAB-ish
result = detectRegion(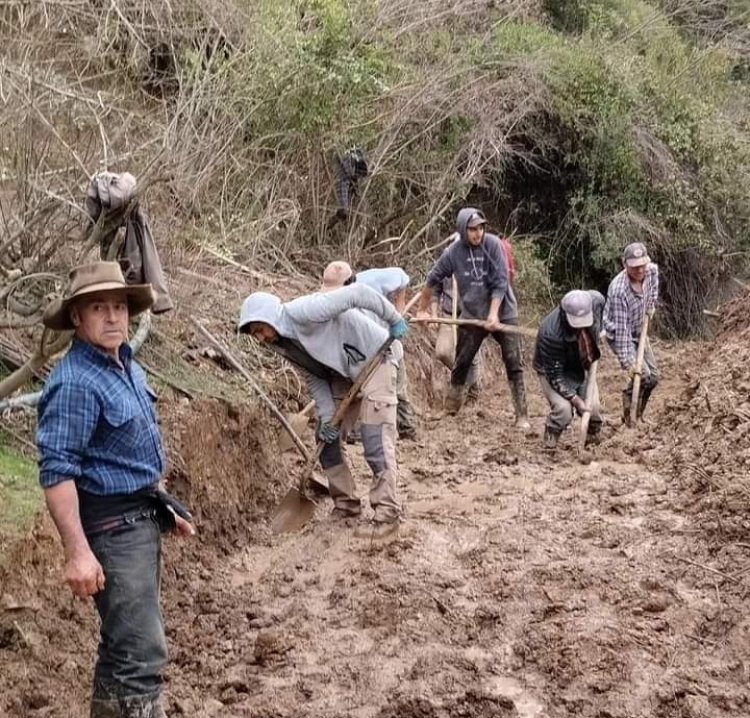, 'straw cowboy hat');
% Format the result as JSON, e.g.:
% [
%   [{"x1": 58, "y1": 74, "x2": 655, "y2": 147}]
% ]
[
  {"x1": 43, "y1": 261, "x2": 155, "y2": 331},
  {"x1": 320, "y1": 260, "x2": 353, "y2": 292}
]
